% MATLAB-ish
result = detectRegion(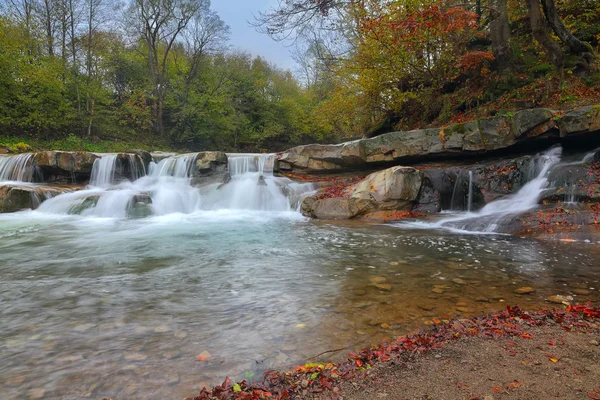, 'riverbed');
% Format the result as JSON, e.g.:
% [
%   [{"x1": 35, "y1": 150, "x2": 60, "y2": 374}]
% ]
[{"x1": 1, "y1": 211, "x2": 598, "y2": 399}]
